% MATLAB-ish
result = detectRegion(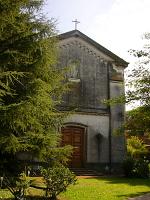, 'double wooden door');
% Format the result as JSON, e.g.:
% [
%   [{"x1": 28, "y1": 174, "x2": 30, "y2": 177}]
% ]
[{"x1": 61, "y1": 126, "x2": 85, "y2": 168}]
